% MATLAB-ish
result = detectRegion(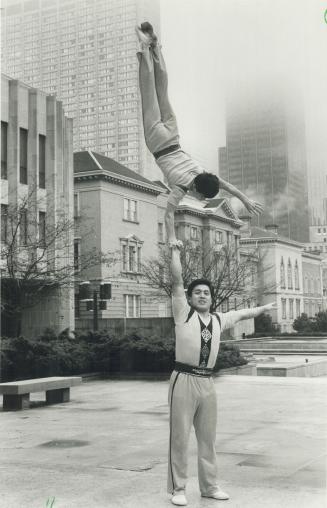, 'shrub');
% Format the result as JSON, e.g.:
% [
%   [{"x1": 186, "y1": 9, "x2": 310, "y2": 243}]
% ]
[
  {"x1": 214, "y1": 343, "x2": 247, "y2": 371},
  {"x1": 0, "y1": 330, "x2": 247, "y2": 381}
]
